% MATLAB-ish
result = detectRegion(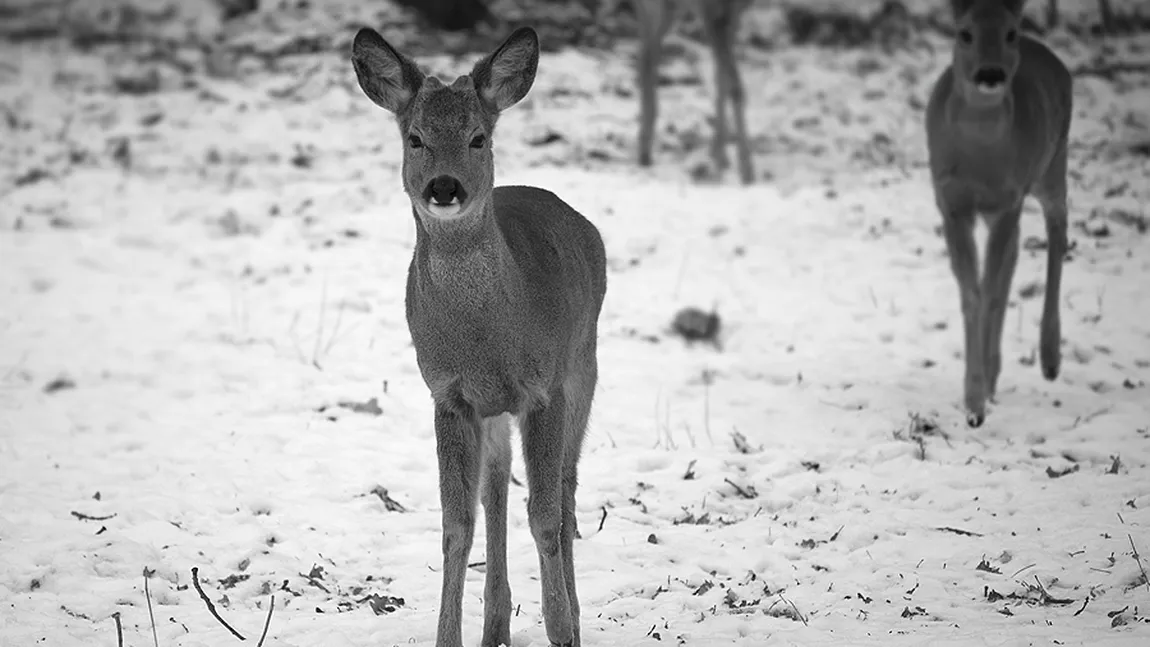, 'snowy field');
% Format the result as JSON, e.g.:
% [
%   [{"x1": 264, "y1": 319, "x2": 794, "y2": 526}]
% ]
[{"x1": 1, "y1": 0, "x2": 1149, "y2": 645}]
